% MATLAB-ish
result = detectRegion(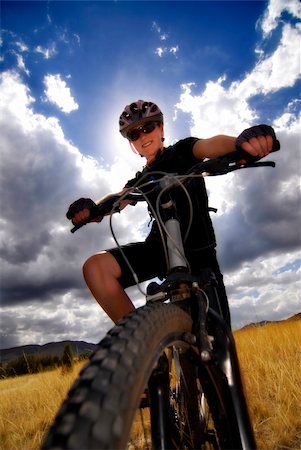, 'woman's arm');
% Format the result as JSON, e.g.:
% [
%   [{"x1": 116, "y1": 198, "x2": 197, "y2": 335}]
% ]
[
  {"x1": 193, "y1": 125, "x2": 275, "y2": 160},
  {"x1": 192, "y1": 135, "x2": 236, "y2": 159}
]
